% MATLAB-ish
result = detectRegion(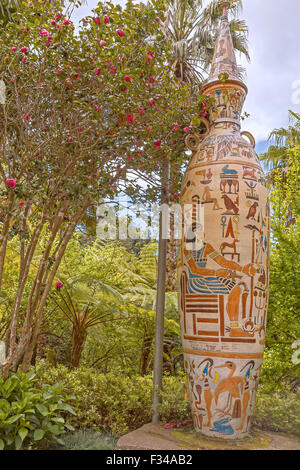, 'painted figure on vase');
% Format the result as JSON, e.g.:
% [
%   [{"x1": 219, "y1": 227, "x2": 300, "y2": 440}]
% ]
[{"x1": 178, "y1": 2, "x2": 270, "y2": 439}]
